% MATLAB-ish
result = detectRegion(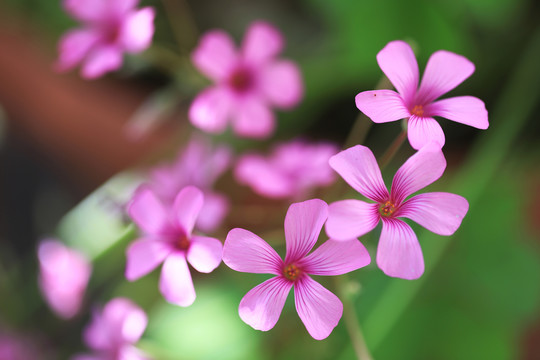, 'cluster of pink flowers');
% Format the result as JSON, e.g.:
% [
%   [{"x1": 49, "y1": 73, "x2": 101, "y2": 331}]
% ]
[{"x1": 44, "y1": 4, "x2": 489, "y2": 353}]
